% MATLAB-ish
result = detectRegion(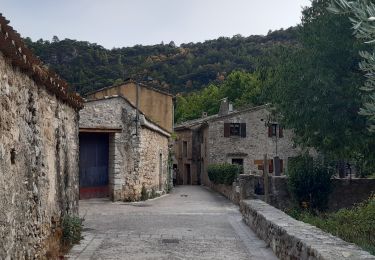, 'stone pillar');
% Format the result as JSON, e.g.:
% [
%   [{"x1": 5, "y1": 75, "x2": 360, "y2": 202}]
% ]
[{"x1": 239, "y1": 174, "x2": 256, "y2": 200}]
